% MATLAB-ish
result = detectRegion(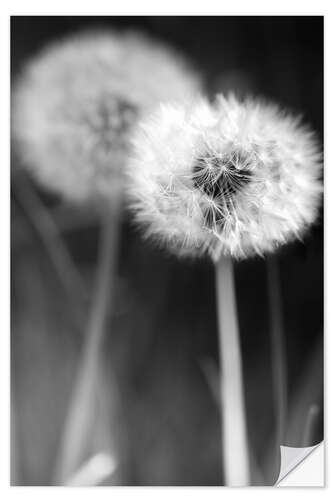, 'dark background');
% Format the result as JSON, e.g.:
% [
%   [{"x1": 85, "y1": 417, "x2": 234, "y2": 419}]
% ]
[{"x1": 11, "y1": 16, "x2": 323, "y2": 486}]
